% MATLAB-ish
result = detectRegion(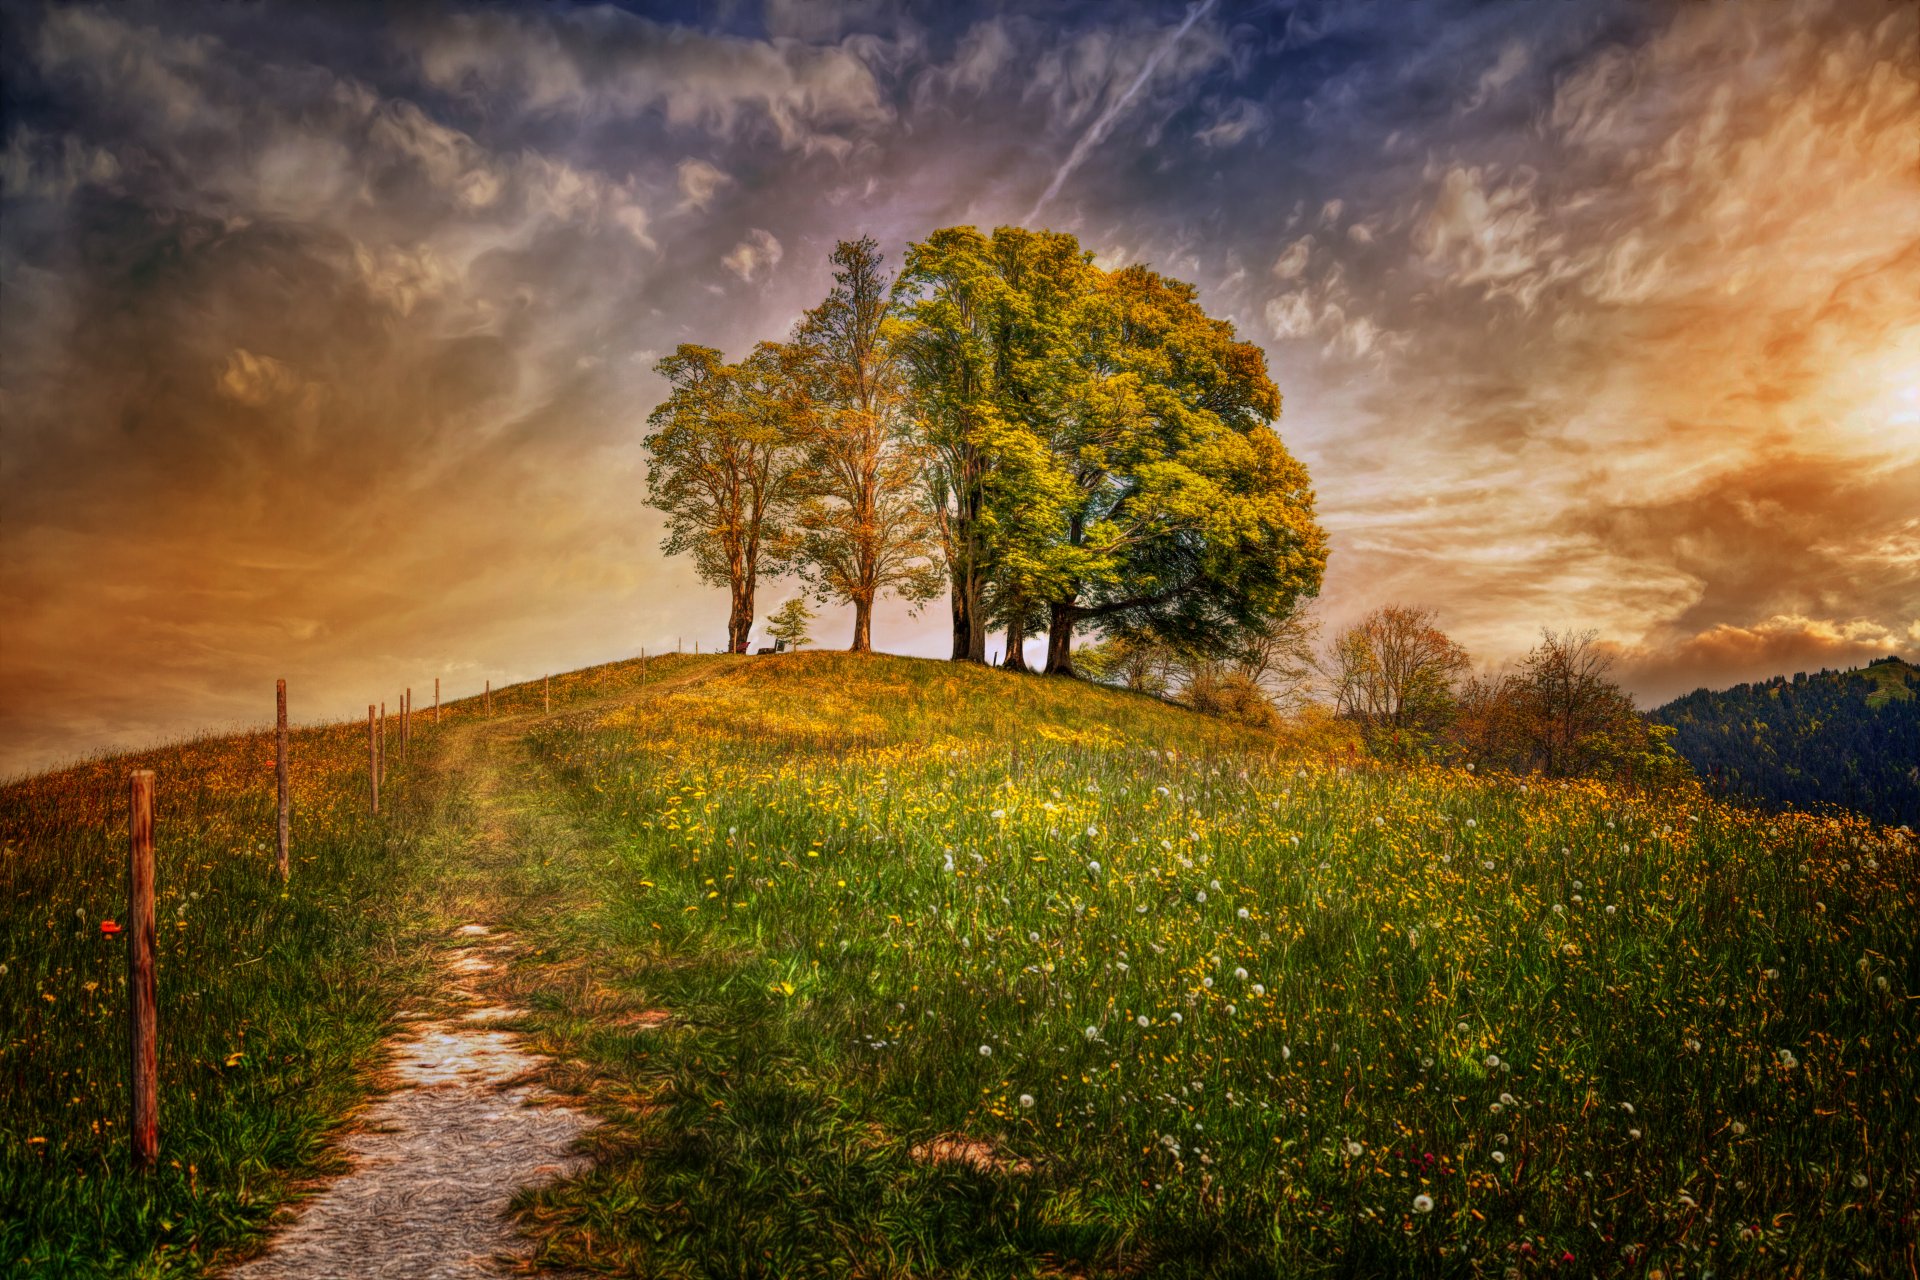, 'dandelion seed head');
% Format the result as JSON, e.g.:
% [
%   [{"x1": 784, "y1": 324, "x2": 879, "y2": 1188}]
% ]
[{"x1": 1413, "y1": 1193, "x2": 1434, "y2": 1213}]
